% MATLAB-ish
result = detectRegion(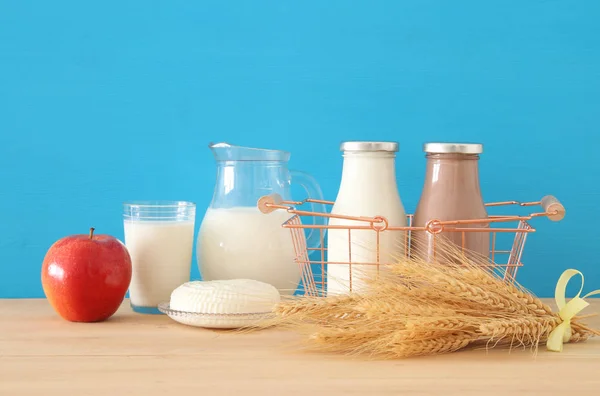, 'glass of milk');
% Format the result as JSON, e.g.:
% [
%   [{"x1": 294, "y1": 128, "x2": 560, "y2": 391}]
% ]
[{"x1": 123, "y1": 201, "x2": 196, "y2": 314}]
